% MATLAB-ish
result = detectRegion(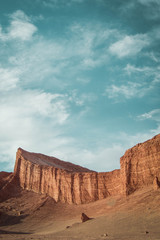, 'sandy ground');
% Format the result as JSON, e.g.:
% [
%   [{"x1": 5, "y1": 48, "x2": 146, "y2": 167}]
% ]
[{"x1": 0, "y1": 186, "x2": 160, "y2": 240}]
